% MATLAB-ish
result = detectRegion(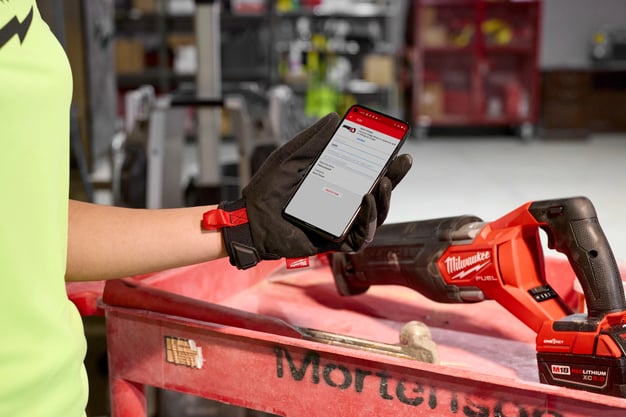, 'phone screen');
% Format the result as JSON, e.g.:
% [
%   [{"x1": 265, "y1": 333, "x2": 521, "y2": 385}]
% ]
[{"x1": 283, "y1": 105, "x2": 410, "y2": 241}]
